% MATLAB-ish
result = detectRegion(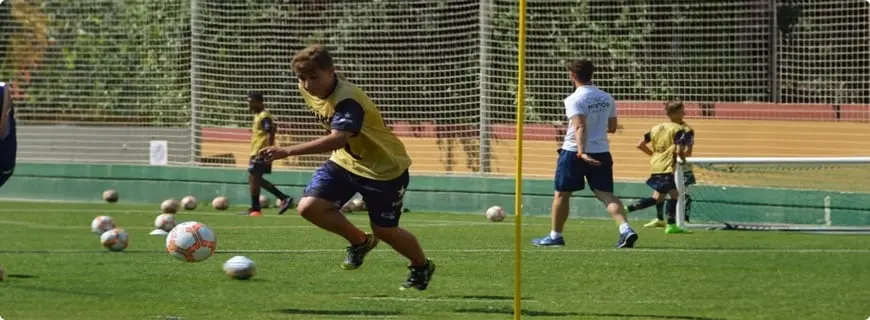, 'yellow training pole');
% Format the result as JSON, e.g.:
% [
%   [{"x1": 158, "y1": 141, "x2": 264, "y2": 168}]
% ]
[{"x1": 513, "y1": 0, "x2": 527, "y2": 319}]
